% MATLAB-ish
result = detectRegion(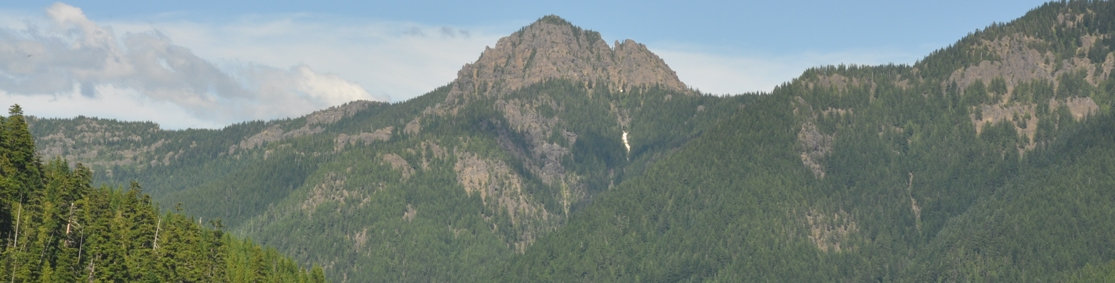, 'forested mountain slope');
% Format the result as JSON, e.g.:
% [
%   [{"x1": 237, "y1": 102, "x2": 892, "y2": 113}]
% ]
[
  {"x1": 2, "y1": 106, "x2": 325, "y2": 282},
  {"x1": 29, "y1": 16, "x2": 746, "y2": 281},
  {"x1": 26, "y1": 1, "x2": 1115, "y2": 281},
  {"x1": 509, "y1": 1, "x2": 1115, "y2": 281}
]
